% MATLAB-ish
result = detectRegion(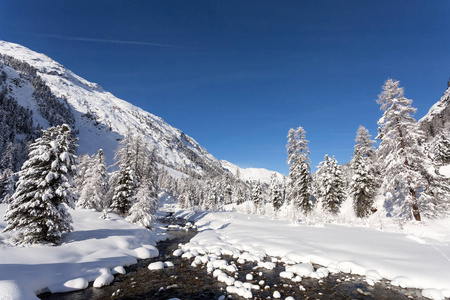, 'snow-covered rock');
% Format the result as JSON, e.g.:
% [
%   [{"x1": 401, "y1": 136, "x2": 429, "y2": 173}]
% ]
[{"x1": 148, "y1": 261, "x2": 165, "y2": 270}]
